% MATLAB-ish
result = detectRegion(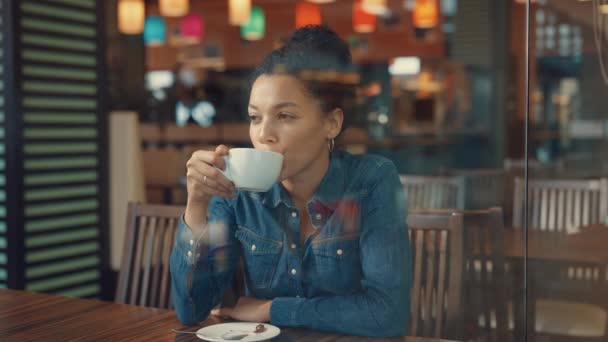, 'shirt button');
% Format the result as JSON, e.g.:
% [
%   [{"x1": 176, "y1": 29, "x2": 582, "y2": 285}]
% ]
[
  {"x1": 189, "y1": 239, "x2": 194, "y2": 246},
  {"x1": 337, "y1": 249, "x2": 343, "y2": 256},
  {"x1": 291, "y1": 212, "x2": 298, "y2": 218},
  {"x1": 290, "y1": 243, "x2": 297, "y2": 249},
  {"x1": 251, "y1": 244, "x2": 257, "y2": 251},
  {"x1": 291, "y1": 269, "x2": 297, "y2": 276},
  {"x1": 315, "y1": 213, "x2": 322, "y2": 220}
]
